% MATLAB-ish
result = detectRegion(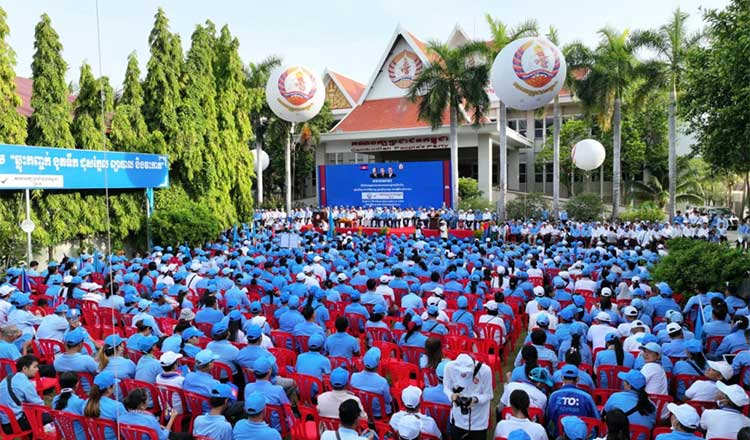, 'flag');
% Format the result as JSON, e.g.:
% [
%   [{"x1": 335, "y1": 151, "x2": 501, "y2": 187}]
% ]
[
  {"x1": 694, "y1": 296, "x2": 706, "y2": 340},
  {"x1": 20, "y1": 268, "x2": 31, "y2": 294},
  {"x1": 93, "y1": 250, "x2": 103, "y2": 274},
  {"x1": 232, "y1": 224, "x2": 240, "y2": 244}
]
